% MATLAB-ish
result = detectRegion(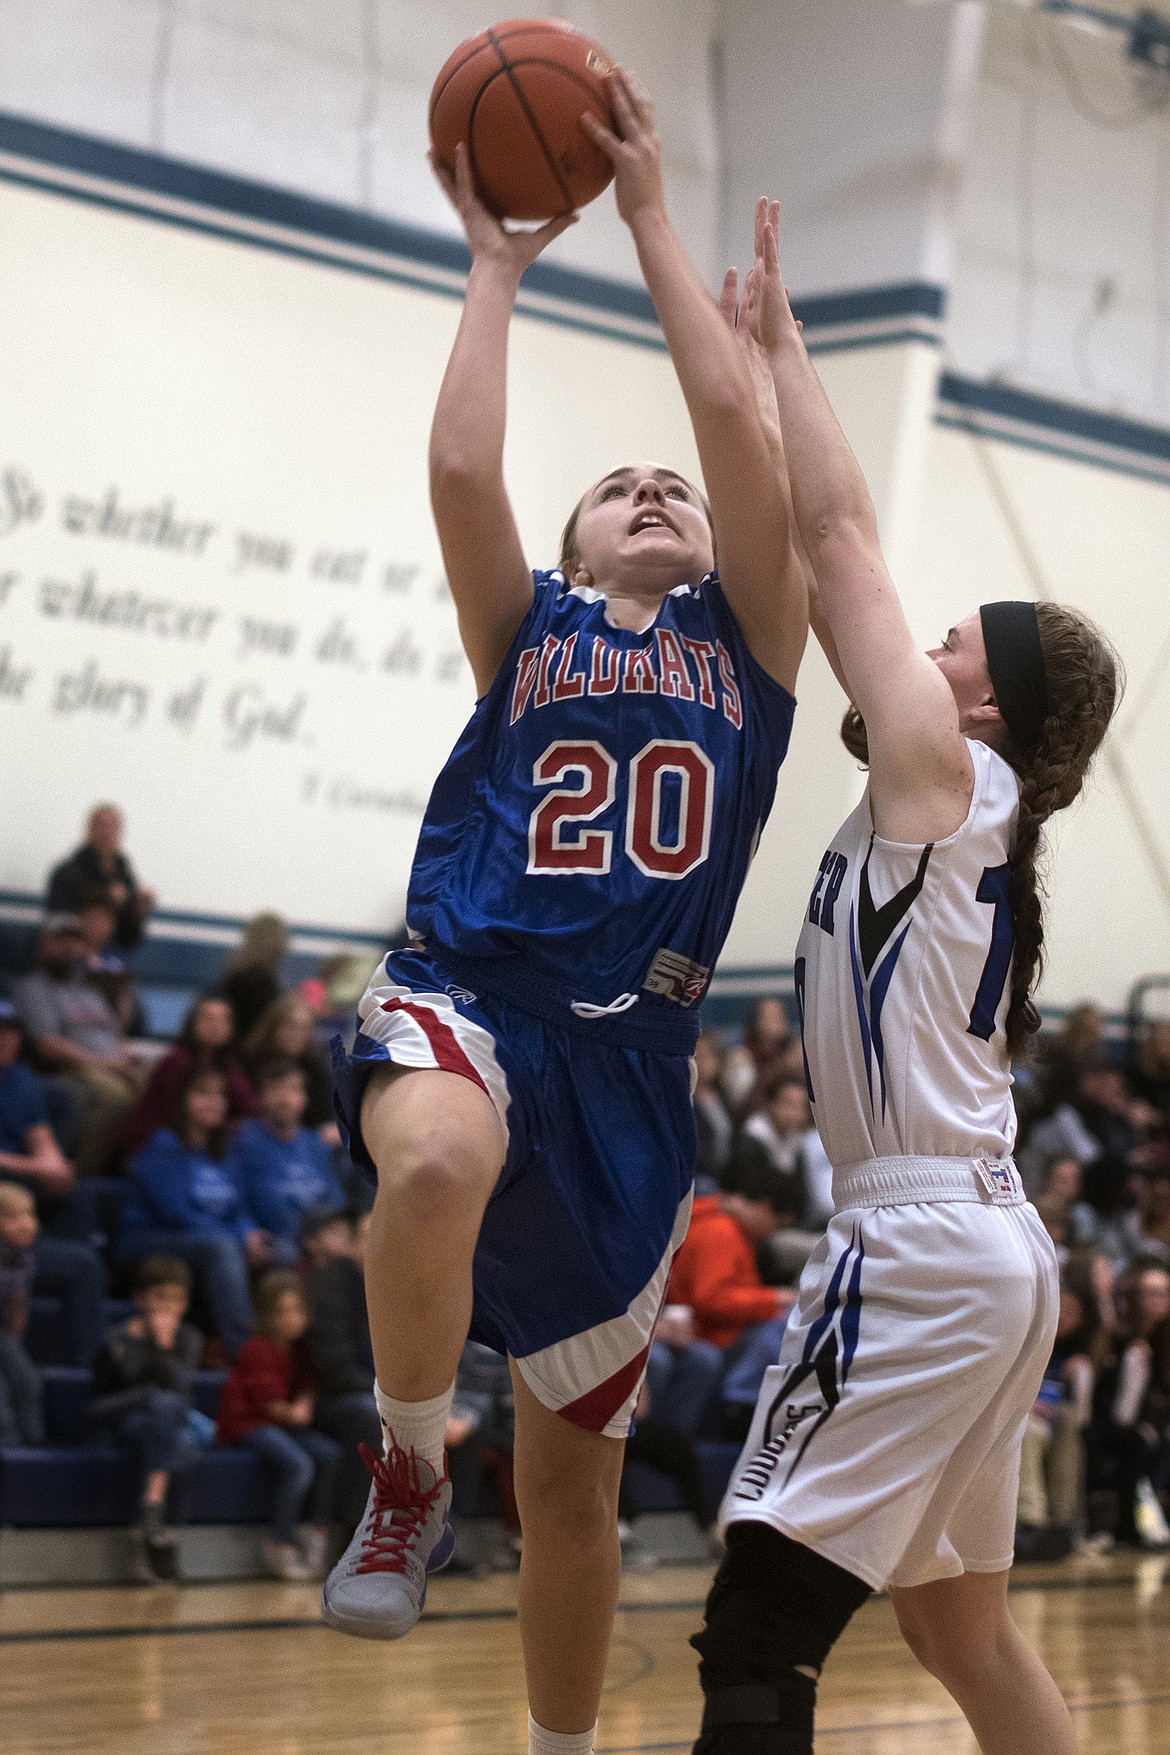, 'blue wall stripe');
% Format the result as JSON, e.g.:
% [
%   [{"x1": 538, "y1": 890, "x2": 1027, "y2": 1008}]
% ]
[
  {"x1": 0, "y1": 108, "x2": 945, "y2": 342},
  {"x1": 939, "y1": 370, "x2": 1170, "y2": 463}
]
